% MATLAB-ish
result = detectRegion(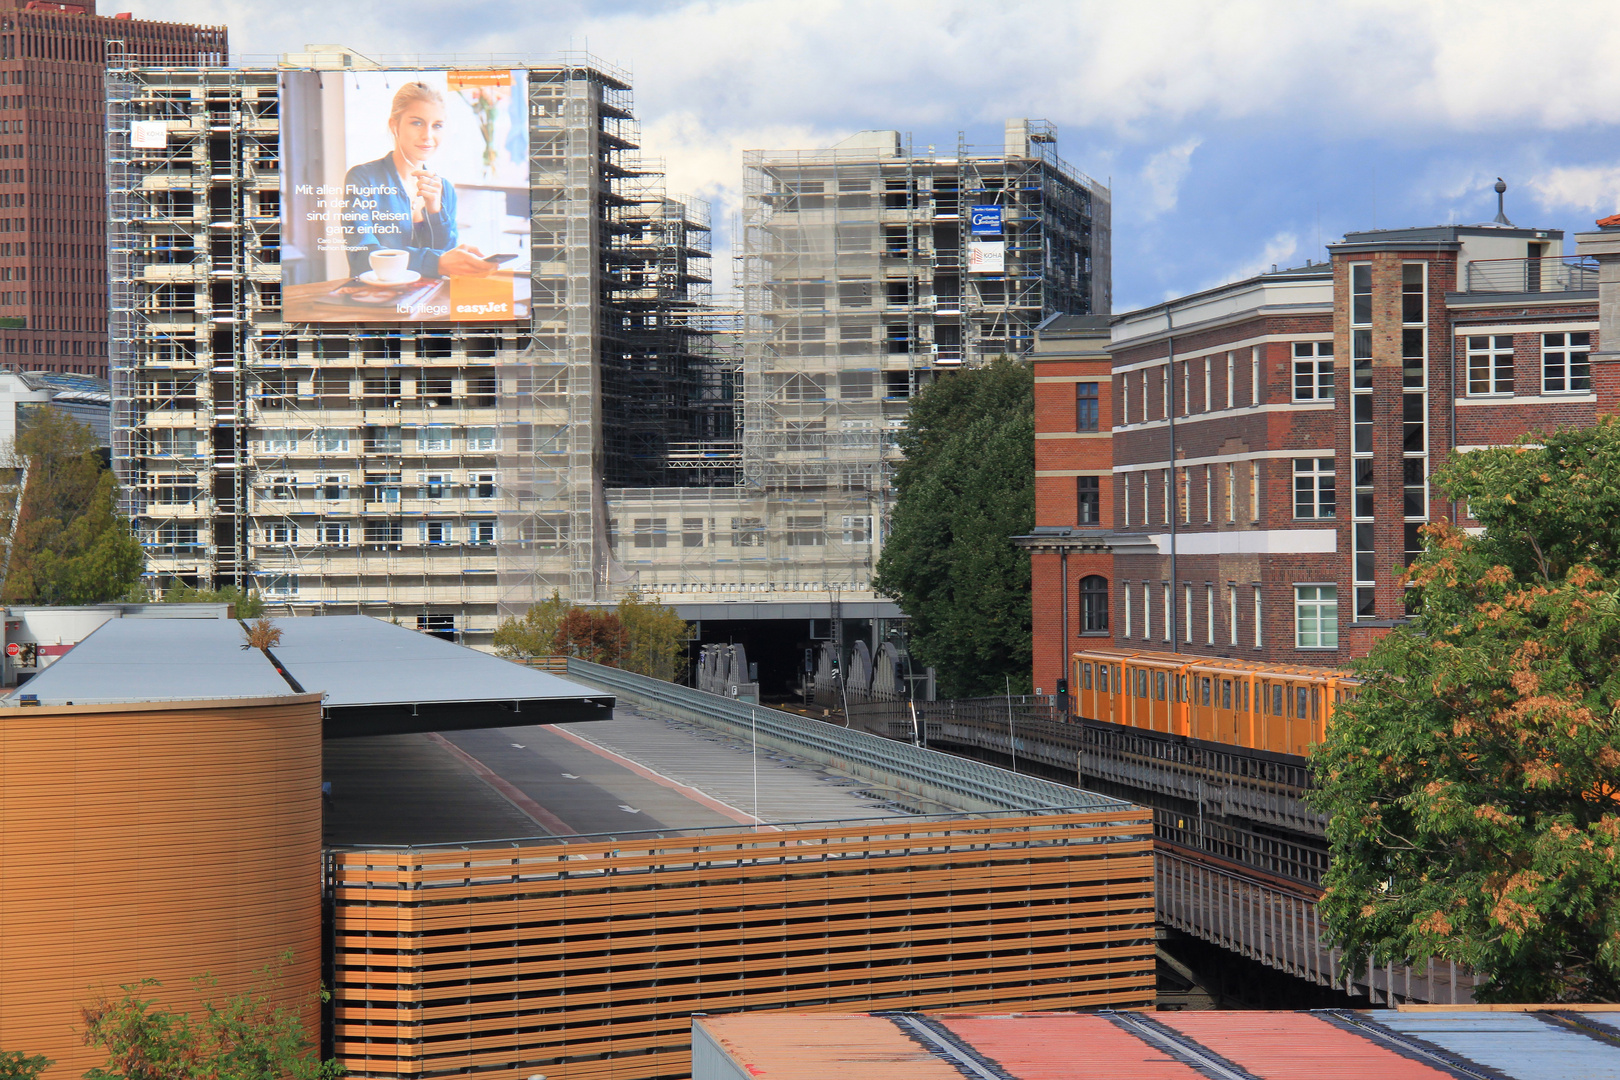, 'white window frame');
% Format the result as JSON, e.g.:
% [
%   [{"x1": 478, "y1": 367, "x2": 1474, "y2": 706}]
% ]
[
  {"x1": 1251, "y1": 347, "x2": 1260, "y2": 406},
  {"x1": 1293, "y1": 458, "x2": 1336, "y2": 520},
  {"x1": 468, "y1": 472, "x2": 497, "y2": 500},
  {"x1": 263, "y1": 522, "x2": 295, "y2": 545},
  {"x1": 269, "y1": 474, "x2": 296, "y2": 500},
  {"x1": 419, "y1": 472, "x2": 450, "y2": 500},
  {"x1": 420, "y1": 425, "x2": 453, "y2": 452},
  {"x1": 469, "y1": 520, "x2": 496, "y2": 546},
  {"x1": 420, "y1": 520, "x2": 454, "y2": 546},
  {"x1": 318, "y1": 473, "x2": 349, "y2": 501},
  {"x1": 1542, "y1": 331, "x2": 1592, "y2": 394},
  {"x1": 314, "y1": 427, "x2": 349, "y2": 453},
  {"x1": 260, "y1": 574, "x2": 298, "y2": 597},
  {"x1": 1253, "y1": 585, "x2": 1263, "y2": 648},
  {"x1": 1292, "y1": 342, "x2": 1335, "y2": 400},
  {"x1": 466, "y1": 426, "x2": 499, "y2": 451},
  {"x1": 318, "y1": 521, "x2": 350, "y2": 547},
  {"x1": 1123, "y1": 581, "x2": 1133, "y2": 639},
  {"x1": 1295, "y1": 584, "x2": 1339, "y2": 649},
  {"x1": 1226, "y1": 352, "x2": 1235, "y2": 409},
  {"x1": 264, "y1": 430, "x2": 298, "y2": 454},
  {"x1": 1466, "y1": 334, "x2": 1515, "y2": 396},
  {"x1": 841, "y1": 515, "x2": 871, "y2": 544}
]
